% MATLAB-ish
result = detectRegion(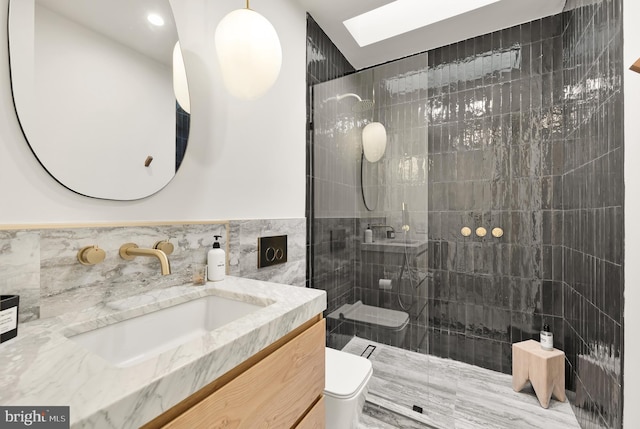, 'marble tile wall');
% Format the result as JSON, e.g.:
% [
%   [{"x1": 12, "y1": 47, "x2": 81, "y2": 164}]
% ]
[
  {"x1": 0, "y1": 230, "x2": 40, "y2": 321},
  {"x1": 0, "y1": 218, "x2": 305, "y2": 321},
  {"x1": 231, "y1": 218, "x2": 306, "y2": 287}
]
